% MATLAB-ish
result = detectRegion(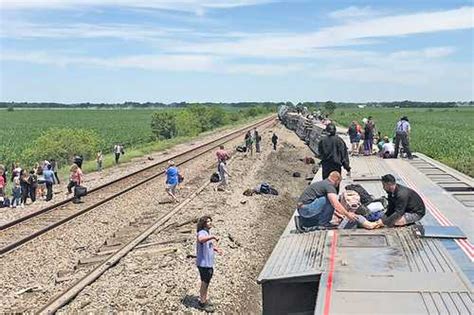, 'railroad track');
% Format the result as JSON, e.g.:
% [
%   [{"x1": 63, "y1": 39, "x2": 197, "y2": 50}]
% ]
[
  {"x1": 37, "y1": 116, "x2": 277, "y2": 314},
  {"x1": 0, "y1": 116, "x2": 275, "y2": 256}
]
